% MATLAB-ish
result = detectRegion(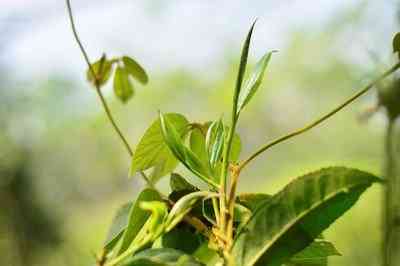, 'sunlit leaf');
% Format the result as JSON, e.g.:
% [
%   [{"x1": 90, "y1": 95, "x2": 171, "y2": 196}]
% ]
[
  {"x1": 122, "y1": 56, "x2": 149, "y2": 85},
  {"x1": 160, "y1": 113, "x2": 217, "y2": 187},
  {"x1": 232, "y1": 167, "x2": 381, "y2": 266},
  {"x1": 237, "y1": 51, "x2": 276, "y2": 114},
  {"x1": 114, "y1": 66, "x2": 134, "y2": 103},
  {"x1": 86, "y1": 55, "x2": 113, "y2": 87},
  {"x1": 118, "y1": 189, "x2": 162, "y2": 255},
  {"x1": 130, "y1": 113, "x2": 189, "y2": 183},
  {"x1": 122, "y1": 248, "x2": 204, "y2": 266}
]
